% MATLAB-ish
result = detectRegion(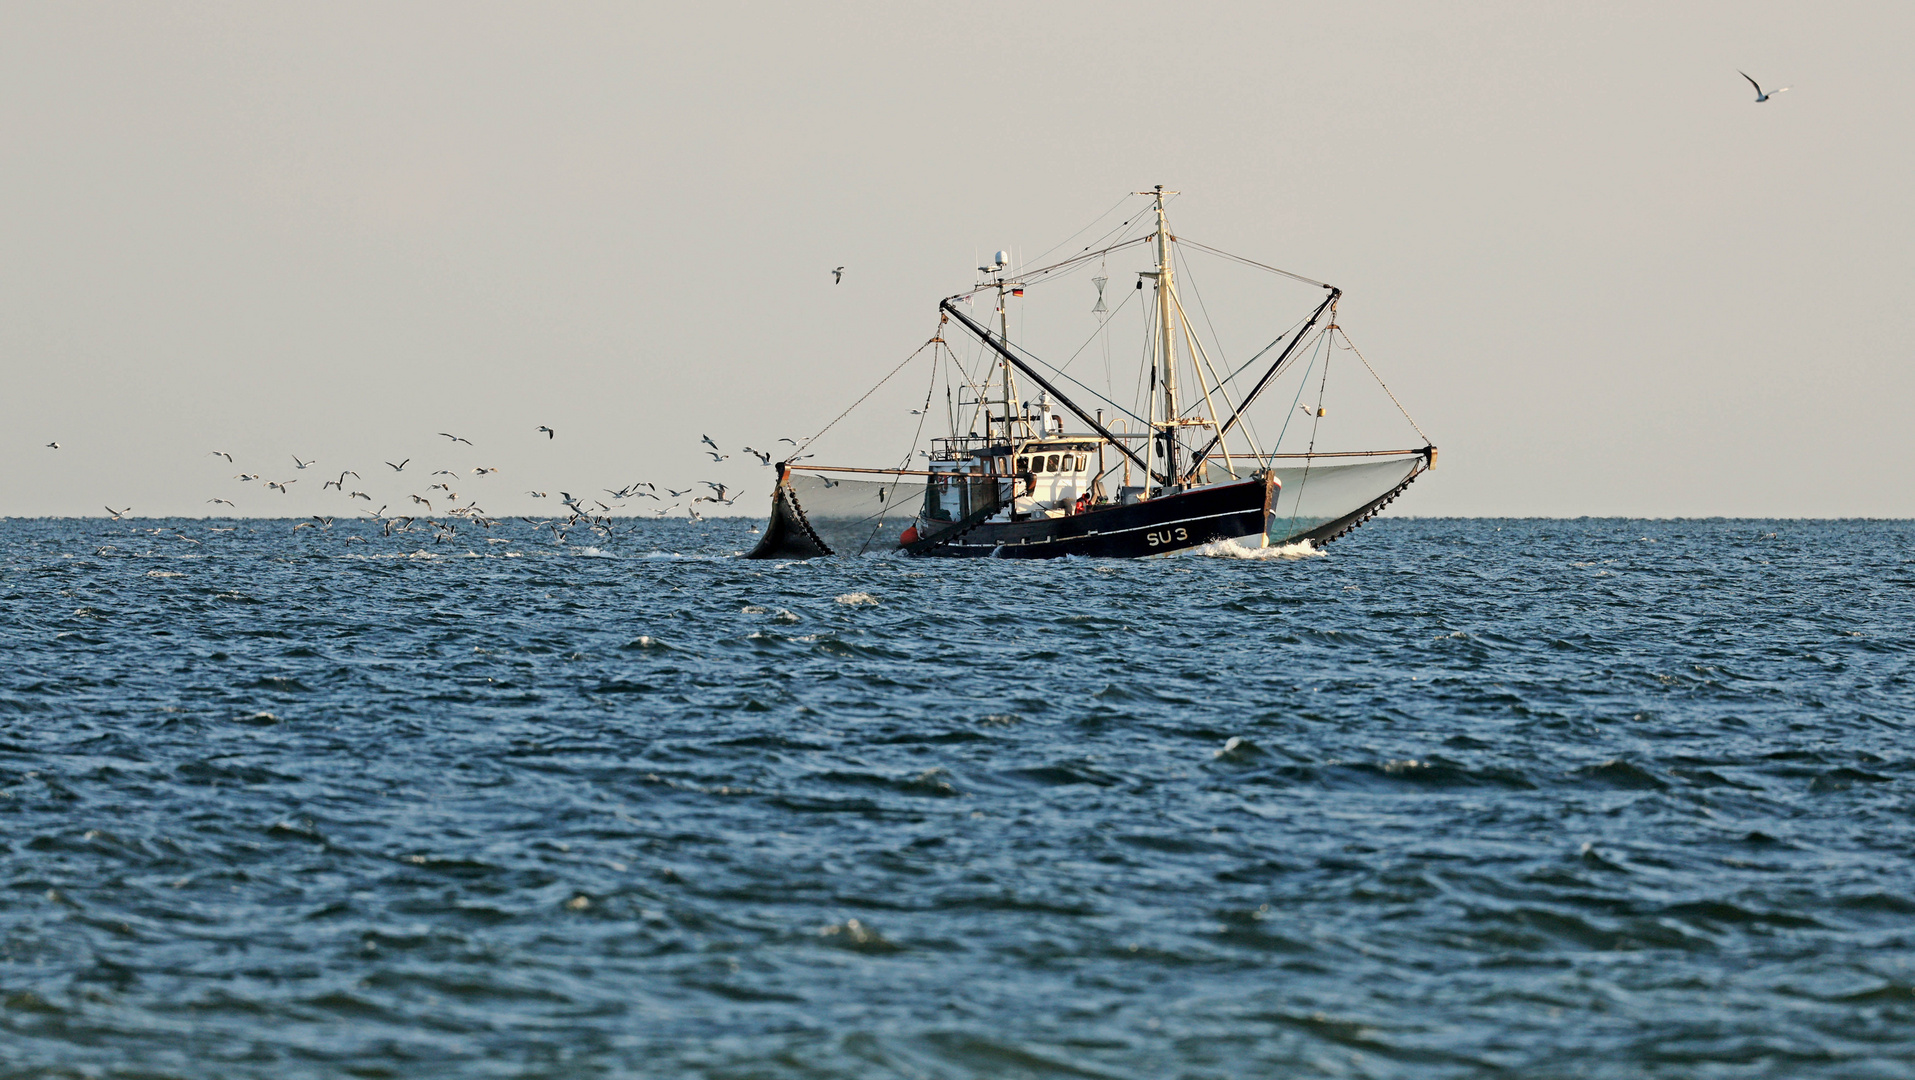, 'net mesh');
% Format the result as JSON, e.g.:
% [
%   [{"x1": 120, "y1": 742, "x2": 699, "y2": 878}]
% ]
[
  {"x1": 1268, "y1": 457, "x2": 1424, "y2": 544},
  {"x1": 1200, "y1": 456, "x2": 1425, "y2": 545},
  {"x1": 783, "y1": 472, "x2": 922, "y2": 556}
]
